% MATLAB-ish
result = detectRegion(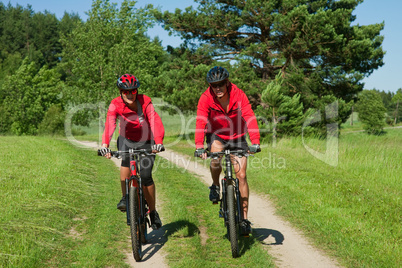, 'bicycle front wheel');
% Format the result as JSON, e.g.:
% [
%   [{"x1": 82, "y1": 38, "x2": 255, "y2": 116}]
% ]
[
  {"x1": 140, "y1": 197, "x2": 148, "y2": 244},
  {"x1": 129, "y1": 186, "x2": 142, "y2": 261},
  {"x1": 227, "y1": 184, "x2": 239, "y2": 258}
]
